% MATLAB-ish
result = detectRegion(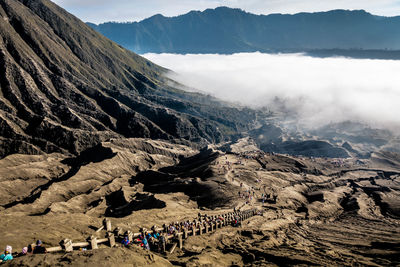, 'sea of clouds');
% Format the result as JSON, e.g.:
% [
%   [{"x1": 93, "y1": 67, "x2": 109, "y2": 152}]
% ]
[{"x1": 143, "y1": 52, "x2": 400, "y2": 130}]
